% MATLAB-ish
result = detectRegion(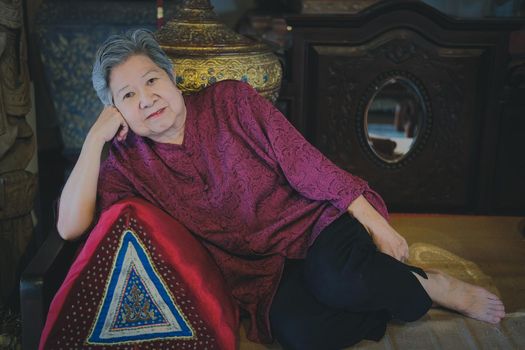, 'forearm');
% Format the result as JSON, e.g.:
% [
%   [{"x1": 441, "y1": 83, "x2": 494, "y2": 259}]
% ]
[
  {"x1": 347, "y1": 195, "x2": 389, "y2": 232},
  {"x1": 57, "y1": 133, "x2": 105, "y2": 240}
]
